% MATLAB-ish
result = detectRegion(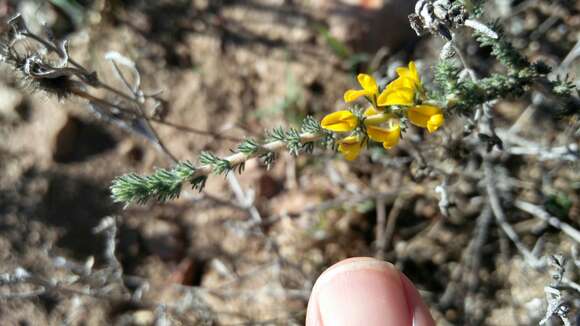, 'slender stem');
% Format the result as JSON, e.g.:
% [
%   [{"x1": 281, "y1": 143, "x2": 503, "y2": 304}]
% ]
[
  {"x1": 70, "y1": 87, "x2": 177, "y2": 161},
  {"x1": 484, "y1": 160, "x2": 545, "y2": 268},
  {"x1": 193, "y1": 132, "x2": 322, "y2": 178},
  {"x1": 69, "y1": 88, "x2": 241, "y2": 141},
  {"x1": 96, "y1": 82, "x2": 137, "y2": 103},
  {"x1": 514, "y1": 200, "x2": 580, "y2": 243}
]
